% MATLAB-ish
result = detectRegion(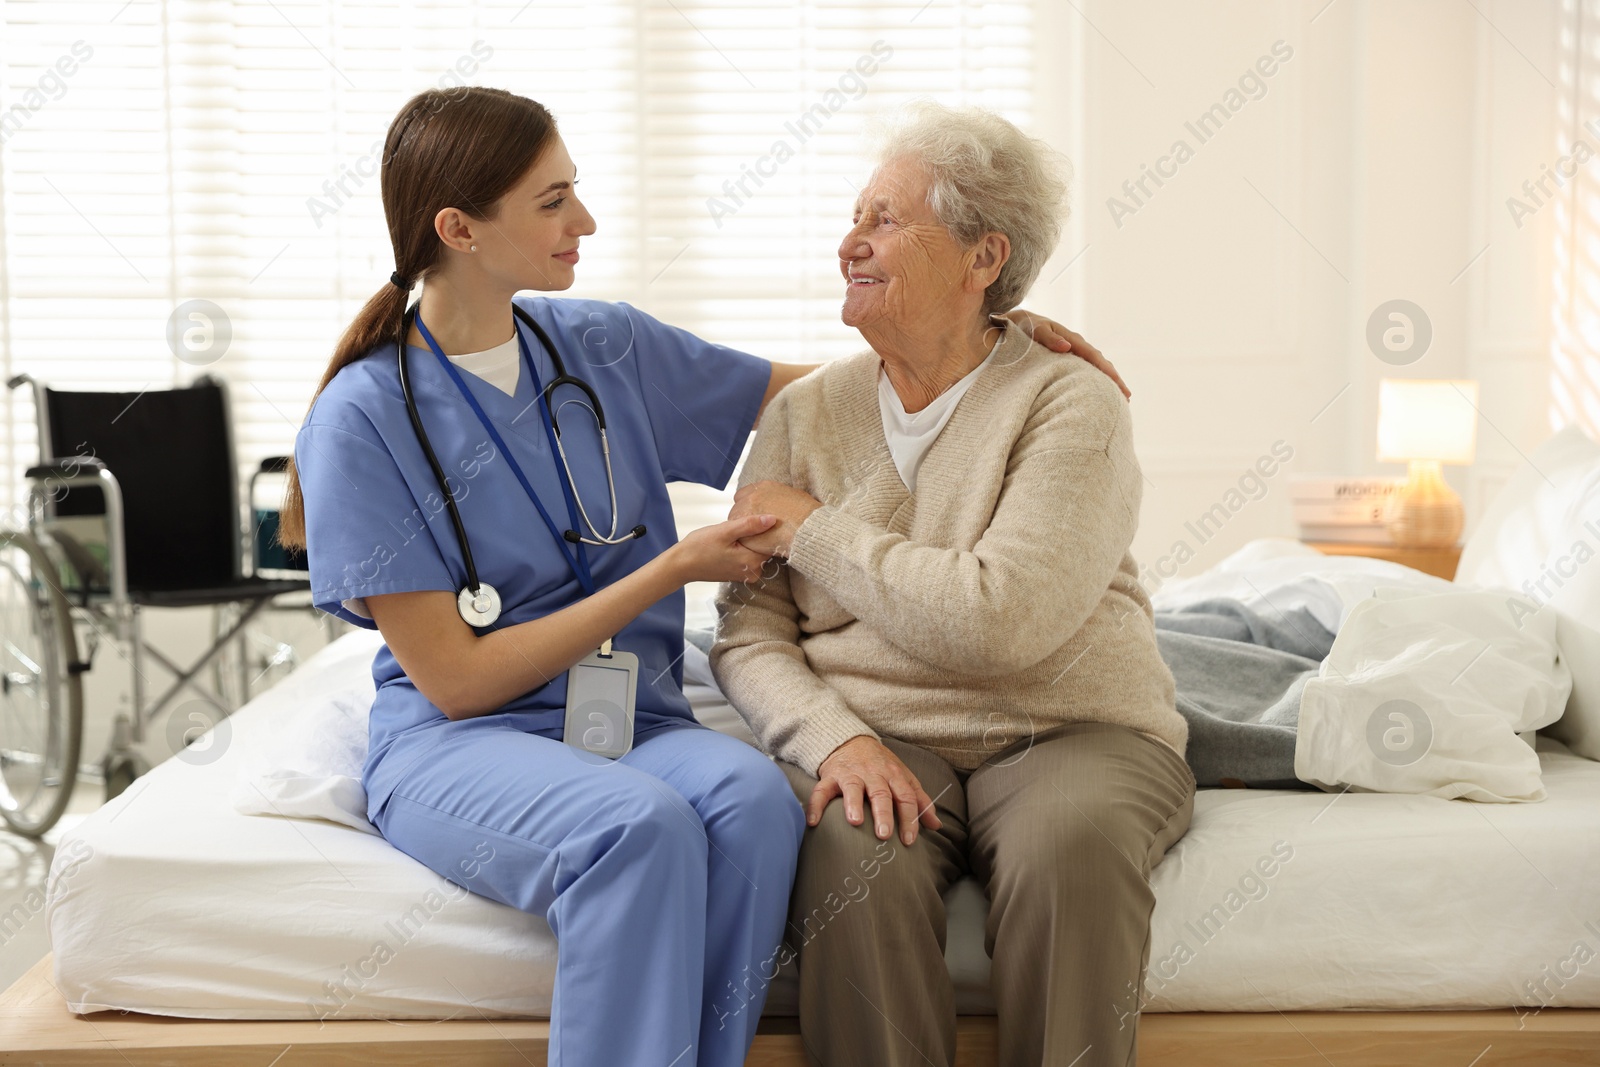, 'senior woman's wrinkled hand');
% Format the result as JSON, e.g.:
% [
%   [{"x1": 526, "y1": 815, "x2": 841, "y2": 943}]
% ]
[
  {"x1": 729, "y1": 480, "x2": 823, "y2": 558},
  {"x1": 810, "y1": 736, "x2": 943, "y2": 846}
]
